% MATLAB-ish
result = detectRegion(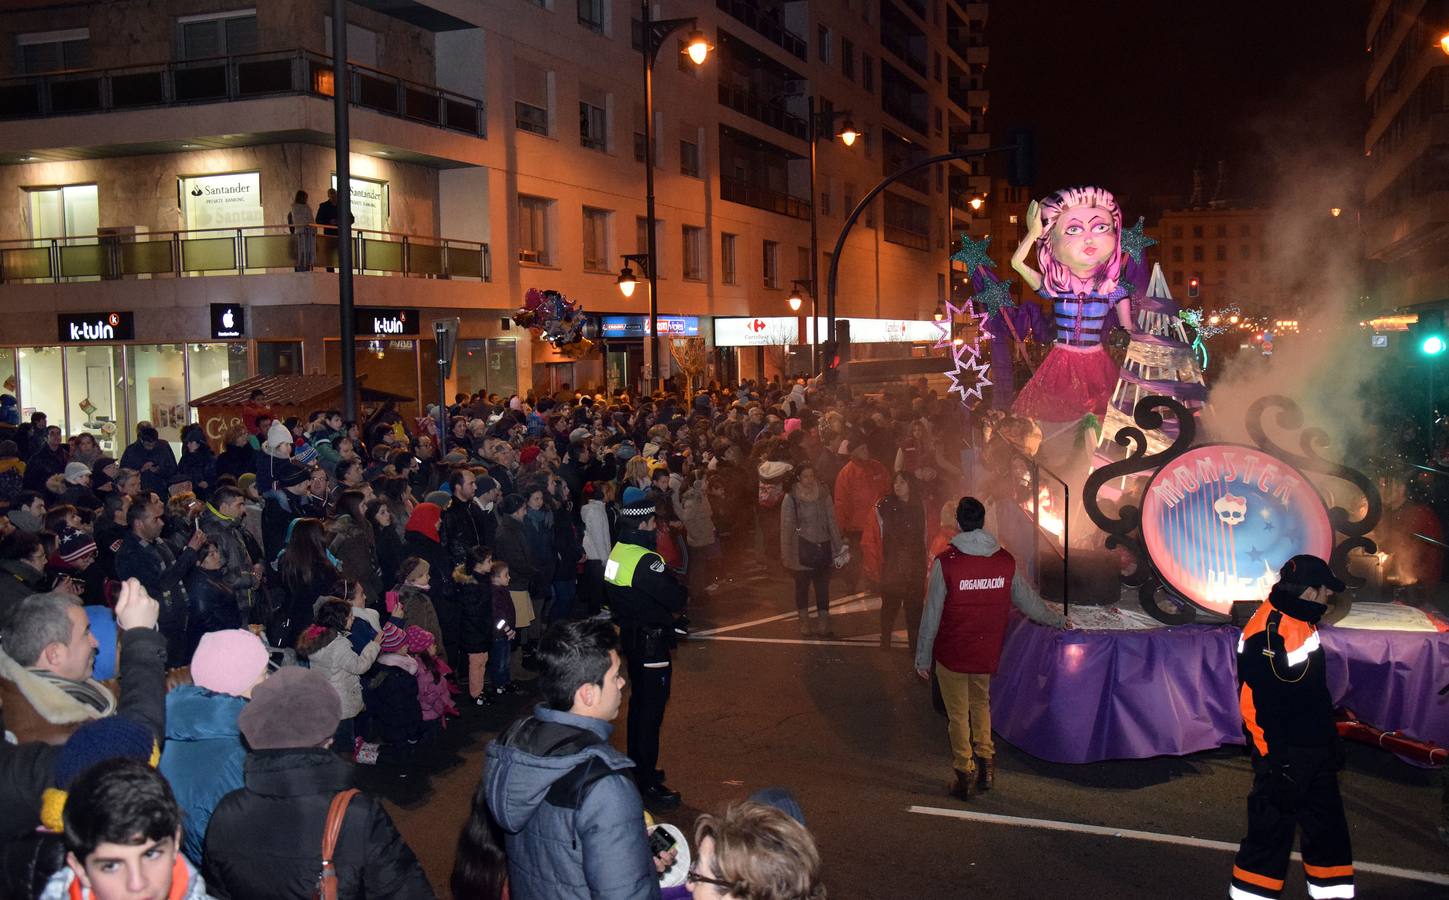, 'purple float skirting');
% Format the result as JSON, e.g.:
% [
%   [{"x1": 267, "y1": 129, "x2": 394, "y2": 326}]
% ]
[{"x1": 989, "y1": 617, "x2": 1449, "y2": 764}]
